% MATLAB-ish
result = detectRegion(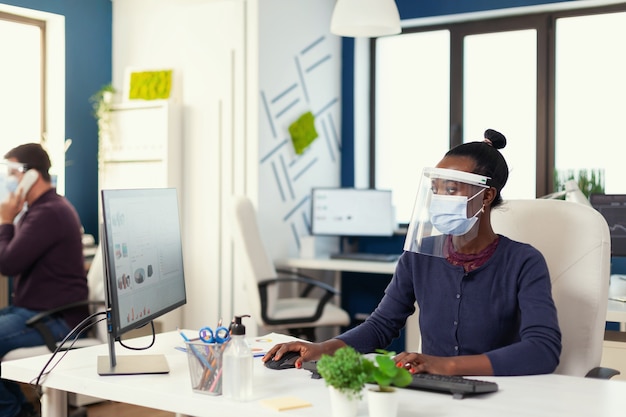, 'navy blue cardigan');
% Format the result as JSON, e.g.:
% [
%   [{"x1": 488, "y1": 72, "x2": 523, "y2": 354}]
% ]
[{"x1": 337, "y1": 235, "x2": 562, "y2": 376}]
